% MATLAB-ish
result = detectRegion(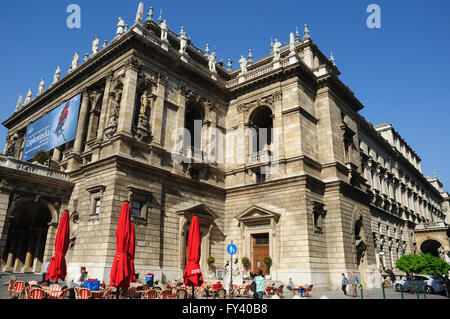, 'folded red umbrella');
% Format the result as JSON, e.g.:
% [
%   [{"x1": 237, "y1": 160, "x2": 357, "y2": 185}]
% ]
[
  {"x1": 46, "y1": 210, "x2": 70, "y2": 282},
  {"x1": 110, "y1": 201, "x2": 135, "y2": 290},
  {"x1": 183, "y1": 216, "x2": 203, "y2": 288},
  {"x1": 129, "y1": 221, "x2": 136, "y2": 283}
]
